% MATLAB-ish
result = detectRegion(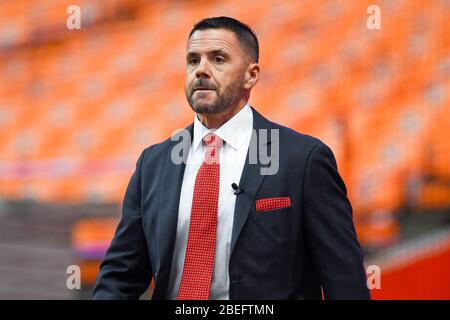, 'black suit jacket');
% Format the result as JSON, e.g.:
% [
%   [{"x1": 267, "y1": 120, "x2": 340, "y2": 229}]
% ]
[{"x1": 92, "y1": 107, "x2": 370, "y2": 300}]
